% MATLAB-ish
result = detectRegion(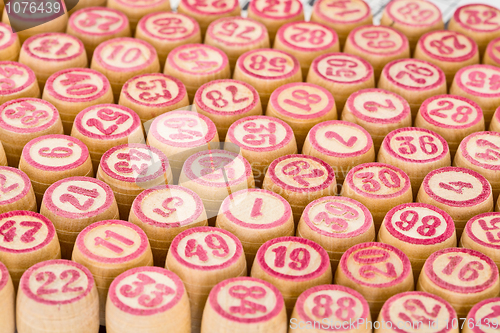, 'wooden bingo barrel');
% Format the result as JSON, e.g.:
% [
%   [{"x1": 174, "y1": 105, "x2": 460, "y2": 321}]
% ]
[
  {"x1": 417, "y1": 166, "x2": 494, "y2": 238},
  {"x1": 165, "y1": 226, "x2": 247, "y2": 333},
  {"x1": 193, "y1": 79, "x2": 262, "y2": 141},
  {"x1": 43, "y1": 68, "x2": 114, "y2": 134},
  {"x1": 344, "y1": 25, "x2": 410, "y2": 81},
  {"x1": 19, "y1": 32, "x2": 87, "y2": 89},
  {"x1": 341, "y1": 162, "x2": 412, "y2": 231},
  {"x1": 129, "y1": 184, "x2": 208, "y2": 267},
  {"x1": 334, "y1": 242, "x2": 414, "y2": 319},
  {"x1": 225, "y1": 116, "x2": 297, "y2": 187},
  {"x1": 216, "y1": 188, "x2": 294, "y2": 269},
  {"x1": 414, "y1": 30, "x2": 479, "y2": 87},
  {"x1": 0, "y1": 97, "x2": 63, "y2": 167},
  {"x1": 265, "y1": 82, "x2": 337, "y2": 151},
  {"x1": 0, "y1": 166, "x2": 36, "y2": 214},
  {"x1": 289, "y1": 284, "x2": 371, "y2": 333},
  {"x1": 106, "y1": 266, "x2": 190, "y2": 333},
  {"x1": 40, "y1": 176, "x2": 119, "y2": 259},
  {"x1": 380, "y1": 0, "x2": 444, "y2": 52},
  {"x1": 450, "y1": 64, "x2": 500, "y2": 126},
  {"x1": 68, "y1": 0, "x2": 107, "y2": 15},
  {"x1": 341, "y1": 88, "x2": 412, "y2": 152},
  {"x1": 0, "y1": 261, "x2": 14, "y2": 333},
  {"x1": 0, "y1": 210, "x2": 61, "y2": 289},
  {"x1": 455, "y1": 131, "x2": 500, "y2": 201},
  {"x1": 307, "y1": 52, "x2": 375, "y2": 113},
  {"x1": 378, "y1": 58, "x2": 447, "y2": 119},
  {"x1": 463, "y1": 297, "x2": 500, "y2": 333},
  {"x1": 251, "y1": 236, "x2": 332, "y2": 317},
  {"x1": 415, "y1": 95, "x2": 485, "y2": 157},
  {"x1": 233, "y1": 48, "x2": 301, "y2": 111},
  {"x1": 378, "y1": 127, "x2": 451, "y2": 198},
  {"x1": 375, "y1": 291, "x2": 459, "y2": 333},
  {"x1": 461, "y1": 212, "x2": 500, "y2": 271},
  {"x1": 177, "y1": 0, "x2": 240, "y2": 37},
  {"x1": 449, "y1": 4, "x2": 500, "y2": 57},
  {"x1": 490, "y1": 106, "x2": 500, "y2": 132},
  {"x1": 274, "y1": 21, "x2": 340, "y2": 78},
  {"x1": 484, "y1": 37, "x2": 500, "y2": 68},
  {"x1": 310, "y1": 0, "x2": 372, "y2": 49},
  {"x1": 106, "y1": 0, "x2": 170, "y2": 33},
  {"x1": 66, "y1": 7, "x2": 131, "y2": 60},
  {"x1": 135, "y1": 12, "x2": 201, "y2": 72},
  {"x1": 0, "y1": 61, "x2": 40, "y2": 105},
  {"x1": 247, "y1": 0, "x2": 303, "y2": 44},
  {"x1": 178, "y1": 149, "x2": 254, "y2": 224},
  {"x1": 297, "y1": 196, "x2": 375, "y2": 275},
  {"x1": 96, "y1": 143, "x2": 173, "y2": 220},
  {"x1": 16, "y1": 259, "x2": 99, "y2": 333},
  {"x1": 417, "y1": 247, "x2": 500, "y2": 318},
  {"x1": 119, "y1": 73, "x2": 189, "y2": 124},
  {"x1": 72, "y1": 219, "x2": 154, "y2": 325},
  {"x1": 378, "y1": 202, "x2": 457, "y2": 281},
  {"x1": 302, "y1": 120, "x2": 375, "y2": 184},
  {"x1": 71, "y1": 104, "x2": 144, "y2": 171},
  {"x1": 19, "y1": 134, "x2": 93, "y2": 206},
  {"x1": 91, "y1": 37, "x2": 160, "y2": 100},
  {"x1": 263, "y1": 154, "x2": 336, "y2": 224},
  {"x1": 0, "y1": 22, "x2": 19, "y2": 62},
  {"x1": 205, "y1": 17, "x2": 269, "y2": 72},
  {"x1": 164, "y1": 44, "x2": 230, "y2": 101},
  {"x1": 146, "y1": 110, "x2": 219, "y2": 183},
  {"x1": 202, "y1": 276, "x2": 287, "y2": 333}
]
